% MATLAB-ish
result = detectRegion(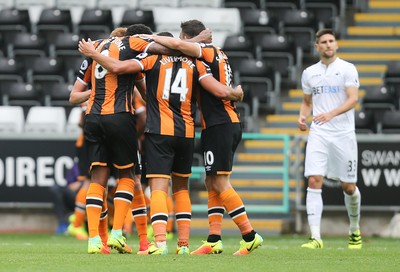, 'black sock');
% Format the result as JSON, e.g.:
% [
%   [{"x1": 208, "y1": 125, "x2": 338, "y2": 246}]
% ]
[
  {"x1": 242, "y1": 230, "x2": 256, "y2": 242},
  {"x1": 207, "y1": 234, "x2": 221, "y2": 243}
]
